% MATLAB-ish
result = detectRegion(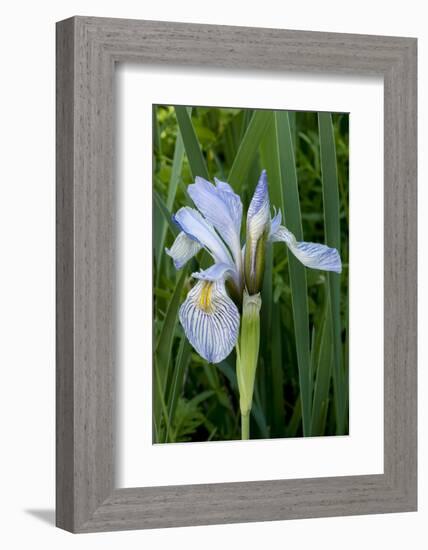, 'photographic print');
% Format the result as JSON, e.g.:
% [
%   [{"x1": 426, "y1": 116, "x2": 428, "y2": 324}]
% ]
[
  {"x1": 153, "y1": 105, "x2": 349, "y2": 444},
  {"x1": 55, "y1": 18, "x2": 417, "y2": 531}
]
